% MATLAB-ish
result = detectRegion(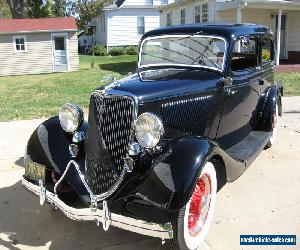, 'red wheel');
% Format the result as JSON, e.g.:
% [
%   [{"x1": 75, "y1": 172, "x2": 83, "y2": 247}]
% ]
[
  {"x1": 188, "y1": 173, "x2": 212, "y2": 237},
  {"x1": 171, "y1": 161, "x2": 217, "y2": 250}
]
